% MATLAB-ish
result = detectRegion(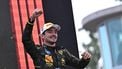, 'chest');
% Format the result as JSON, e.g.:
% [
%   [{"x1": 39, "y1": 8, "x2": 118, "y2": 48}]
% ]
[{"x1": 39, "y1": 48, "x2": 66, "y2": 68}]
